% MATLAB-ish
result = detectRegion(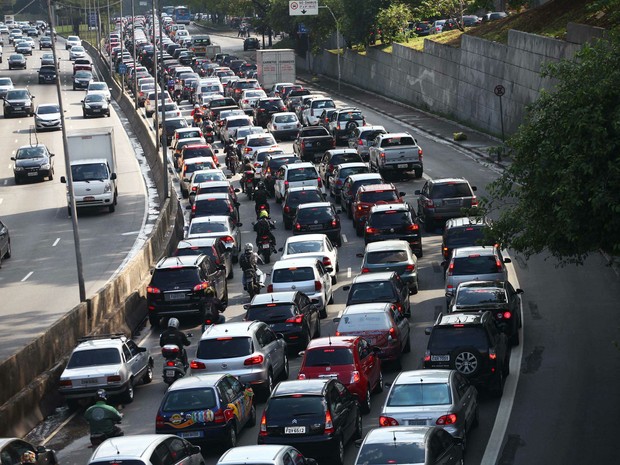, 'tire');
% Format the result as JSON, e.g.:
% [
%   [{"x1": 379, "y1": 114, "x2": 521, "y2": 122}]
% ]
[
  {"x1": 149, "y1": 315, "x2": 160, "y2": 327},
  {"x1": 347, "y1": 203, "x2": 353, "y2": 219},
  {"x1": 361, "y1": 387, "x2": 371, "y2": 413},
  {"x1": 353, "y1": 409, "x2": 363, "y2": 439},
  {"x1": 451, "y1": 348, "x2": 481, "y2": 376},
  {"x1": 120, "y1": 379, "x2": 134, "y2": 404},
  {"x1": 262, "y1": 370, "x2": 274, "y2": 399},
  {"x1": 109, "y1": 203, "x2": 115, "y2": 213},
  {"x1": 319, "y1": 306, "x2": 327, "y2": 319},
  {"x1": 48, "y1": 169, "x2": 53, "y2": 181},
  {"x1": 503, "y1": 353, "x2": 510, "y2": 377},
  {"x1": 4, "y1": 240, "x2": 11, "y2": 259},
  {"x1": 280, "y1": 355, "x2": 289, "y2": 380},
  {"x1": 328, "y1": 293, "x2": 334, "y2": 304},
  {"x1": 247, "y1": 404, "x2": 256, "y2": 427},
  {"x1": 83, "y1": 111, "x2": 87, "y2": 118},
  {"x1": 226, "y1": 422, "x2": 237, "y2": 448},
  {"x1": 403, "y1": 334, "x2": 411, "y2": 353},
  {"x1": 373, "y1": 370, "x2": 384, "y2": 393},
  {"x1": 510, "y1": 330, "x2": 520, "y2": 347},
  {"x1": 14, "y1": 176, "x2": 20, "y2": 185},
  {"x1": 355, "y1": 223, "x2": 363, "y2": 237},
  {"x1": 66, "y1": 399, "x2": 81, "y2": 410},
  {"x1": 228, "y1": 267, "x2": 234, "y2": 279},
  {"x1": 472, "y1": 406, "x2": 480, "y2": 428},
  {"x1": 315, "y1": 318, "x2": 321, "y2": 337},
  {"x1": 331, "y1": 274, "x2": 338, "y2": 284},
  {"x1": 333, "y1": 436, "x2": 345, "y2": 465},
  {"x1": 142, "y1": 364, "x2": 153, "y2": 384},
  {"x1": 414, "y1": 168, "x2": 423, "y2": 178}
]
